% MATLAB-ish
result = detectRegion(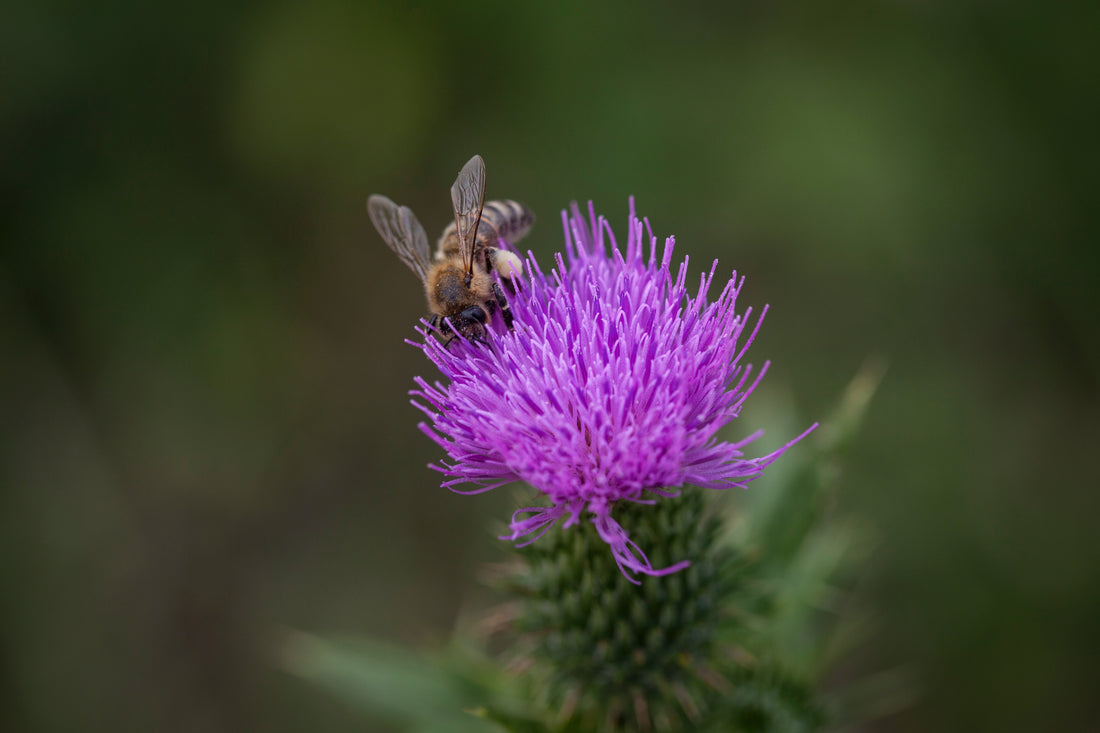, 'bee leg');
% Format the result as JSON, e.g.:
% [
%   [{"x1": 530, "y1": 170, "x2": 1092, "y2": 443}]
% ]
[
  {"x1": 438, "y1": 324, "x2": 459, "y2": 349},
  {"x1": 492, "y1": 282, "x2": 514, "y2": 331},
  {"x1": 429, "y1": 314, "x2": 459, "y2": 349},
  {"x1": 429, "y1": 313, "x2": 449, "y2": 337}
]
